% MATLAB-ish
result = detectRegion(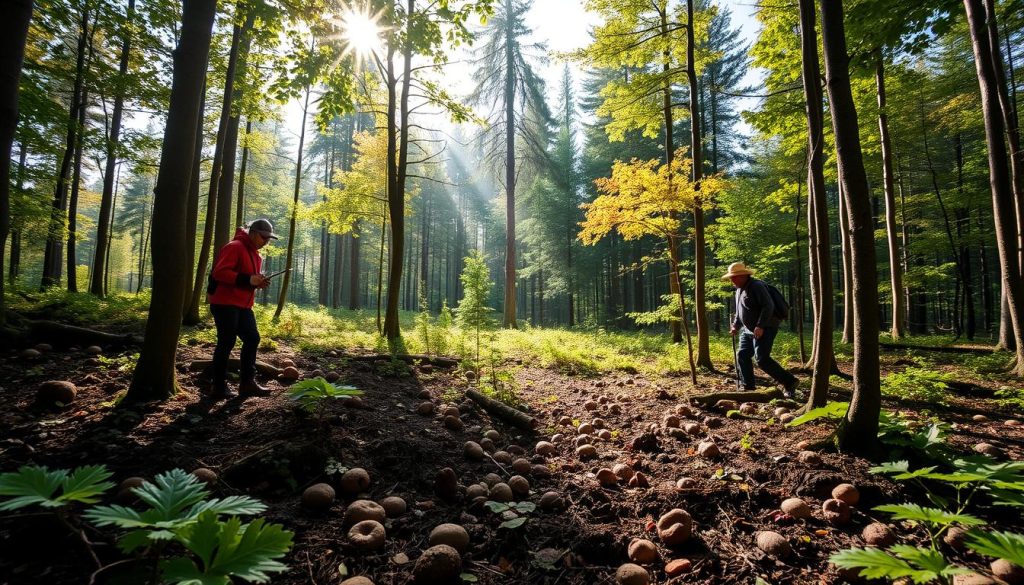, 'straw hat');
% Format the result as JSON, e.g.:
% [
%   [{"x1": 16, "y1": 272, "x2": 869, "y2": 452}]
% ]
[{"x1": 721, "y1": 262, "x2": 755, "y2": 280}]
